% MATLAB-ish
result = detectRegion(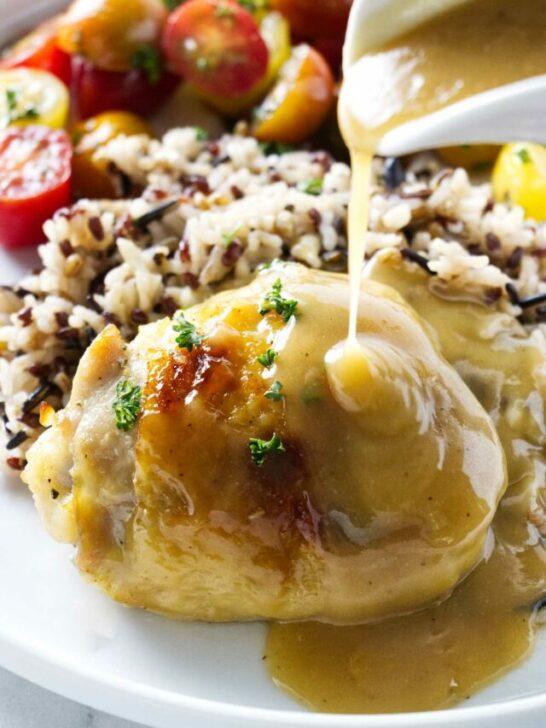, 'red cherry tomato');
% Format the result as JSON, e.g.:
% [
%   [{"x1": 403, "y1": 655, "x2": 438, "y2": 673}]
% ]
[
  {"x1": 0, "y1": 126, "x2": 72, "y2": 249},
  {"x1": 271, "y1": 0, "x2": 352, "y2": 40},
  {"x1": 71, "y1": 55, "x2": 180, "y2": 119},
  {"x1": 0, "y1": 16, "x2": 72, "y2": 86},
  {"x1": 162, "y1": 0, "x2": 268, "y2": 97}
]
